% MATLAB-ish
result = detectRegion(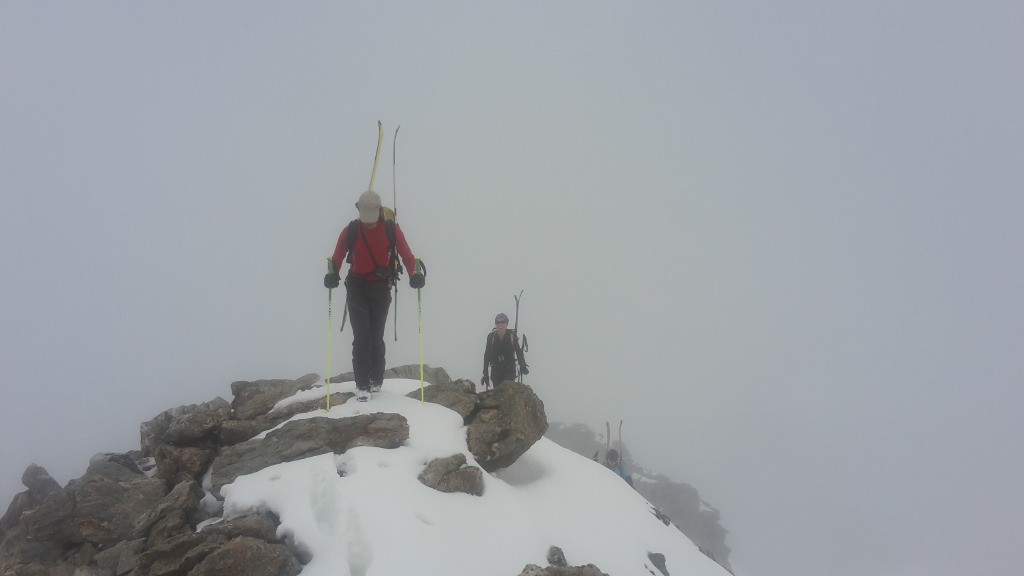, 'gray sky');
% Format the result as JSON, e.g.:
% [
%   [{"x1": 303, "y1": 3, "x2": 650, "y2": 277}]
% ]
[{"x1": 2, "y1": 3, "x2": 1022, "y2": 575}]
